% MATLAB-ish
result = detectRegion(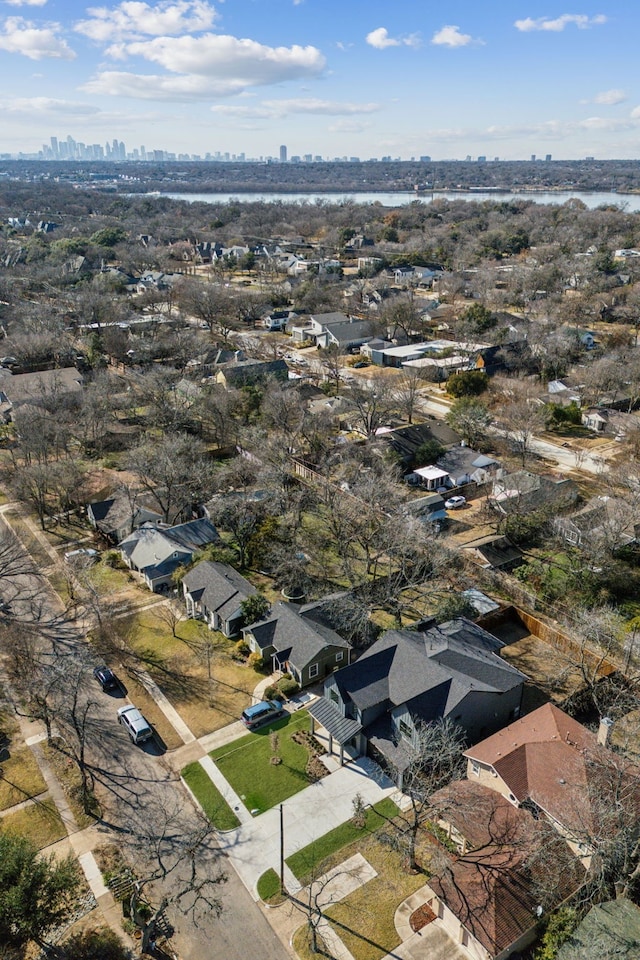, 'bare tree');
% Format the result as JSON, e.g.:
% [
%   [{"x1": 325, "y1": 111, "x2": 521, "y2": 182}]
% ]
[
  {"x1": 127, "y1": 433, "x2": 216, "y2": 524},
  {"x1": 348, "y1": 375, "x2": 396, "y2": 439},
  {"x1": 127, "y1": 802, "x2": 227, "y2": 954},
  {"x1": 394, "y1": 367, "x2": 425, "y2": 425}
]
